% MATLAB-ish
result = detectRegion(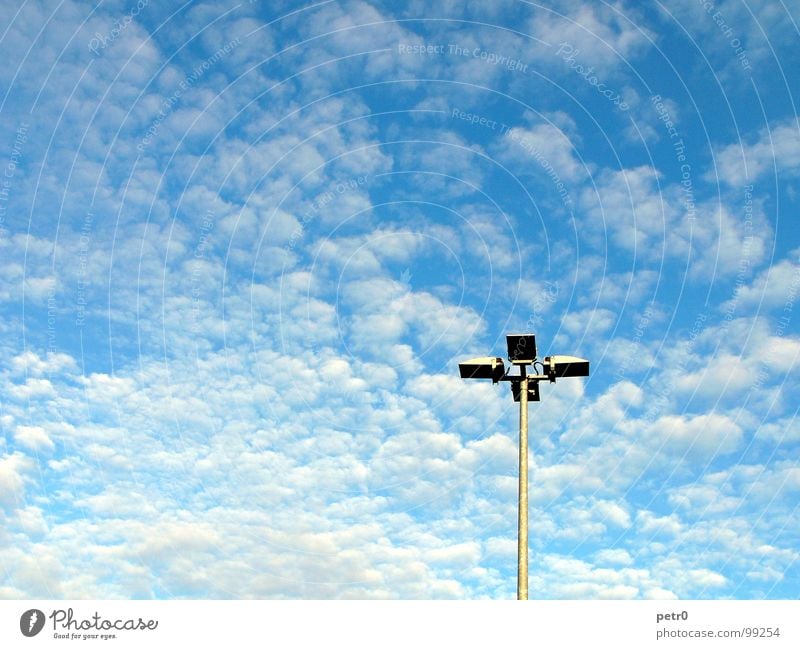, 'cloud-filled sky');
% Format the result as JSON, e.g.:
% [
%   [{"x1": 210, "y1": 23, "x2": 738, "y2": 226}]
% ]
[{"x1": 0, "y1": 0, "x2": 798, "y2": 599}]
